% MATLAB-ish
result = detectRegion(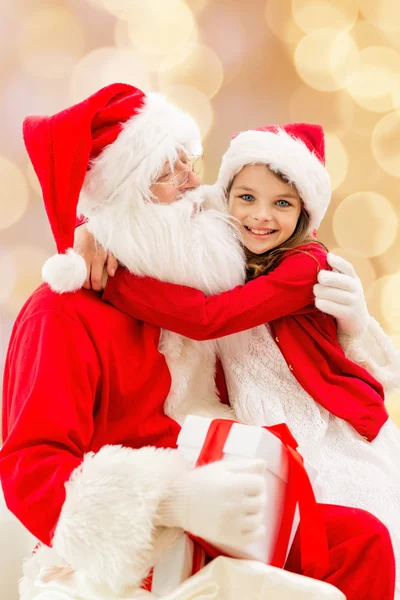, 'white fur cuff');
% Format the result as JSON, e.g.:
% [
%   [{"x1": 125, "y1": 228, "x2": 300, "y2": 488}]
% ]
[
  {"x1": 51, "y1": 445, "x2": 188, "y2": 594},
  {"x1": 340, "y1": 316, "x2": 400, "y2": 394}
]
